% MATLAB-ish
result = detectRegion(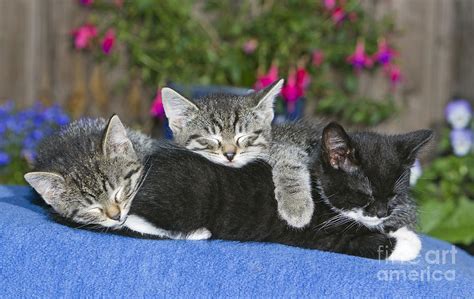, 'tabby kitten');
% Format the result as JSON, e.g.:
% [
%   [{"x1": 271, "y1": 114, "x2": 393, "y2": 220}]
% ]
[
  {"x1": 24, "y1": 116, "x2": 210, "y2": 240},
  {"x1": 161, "y1": 80, "x2": 315, "y2": 228}
]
